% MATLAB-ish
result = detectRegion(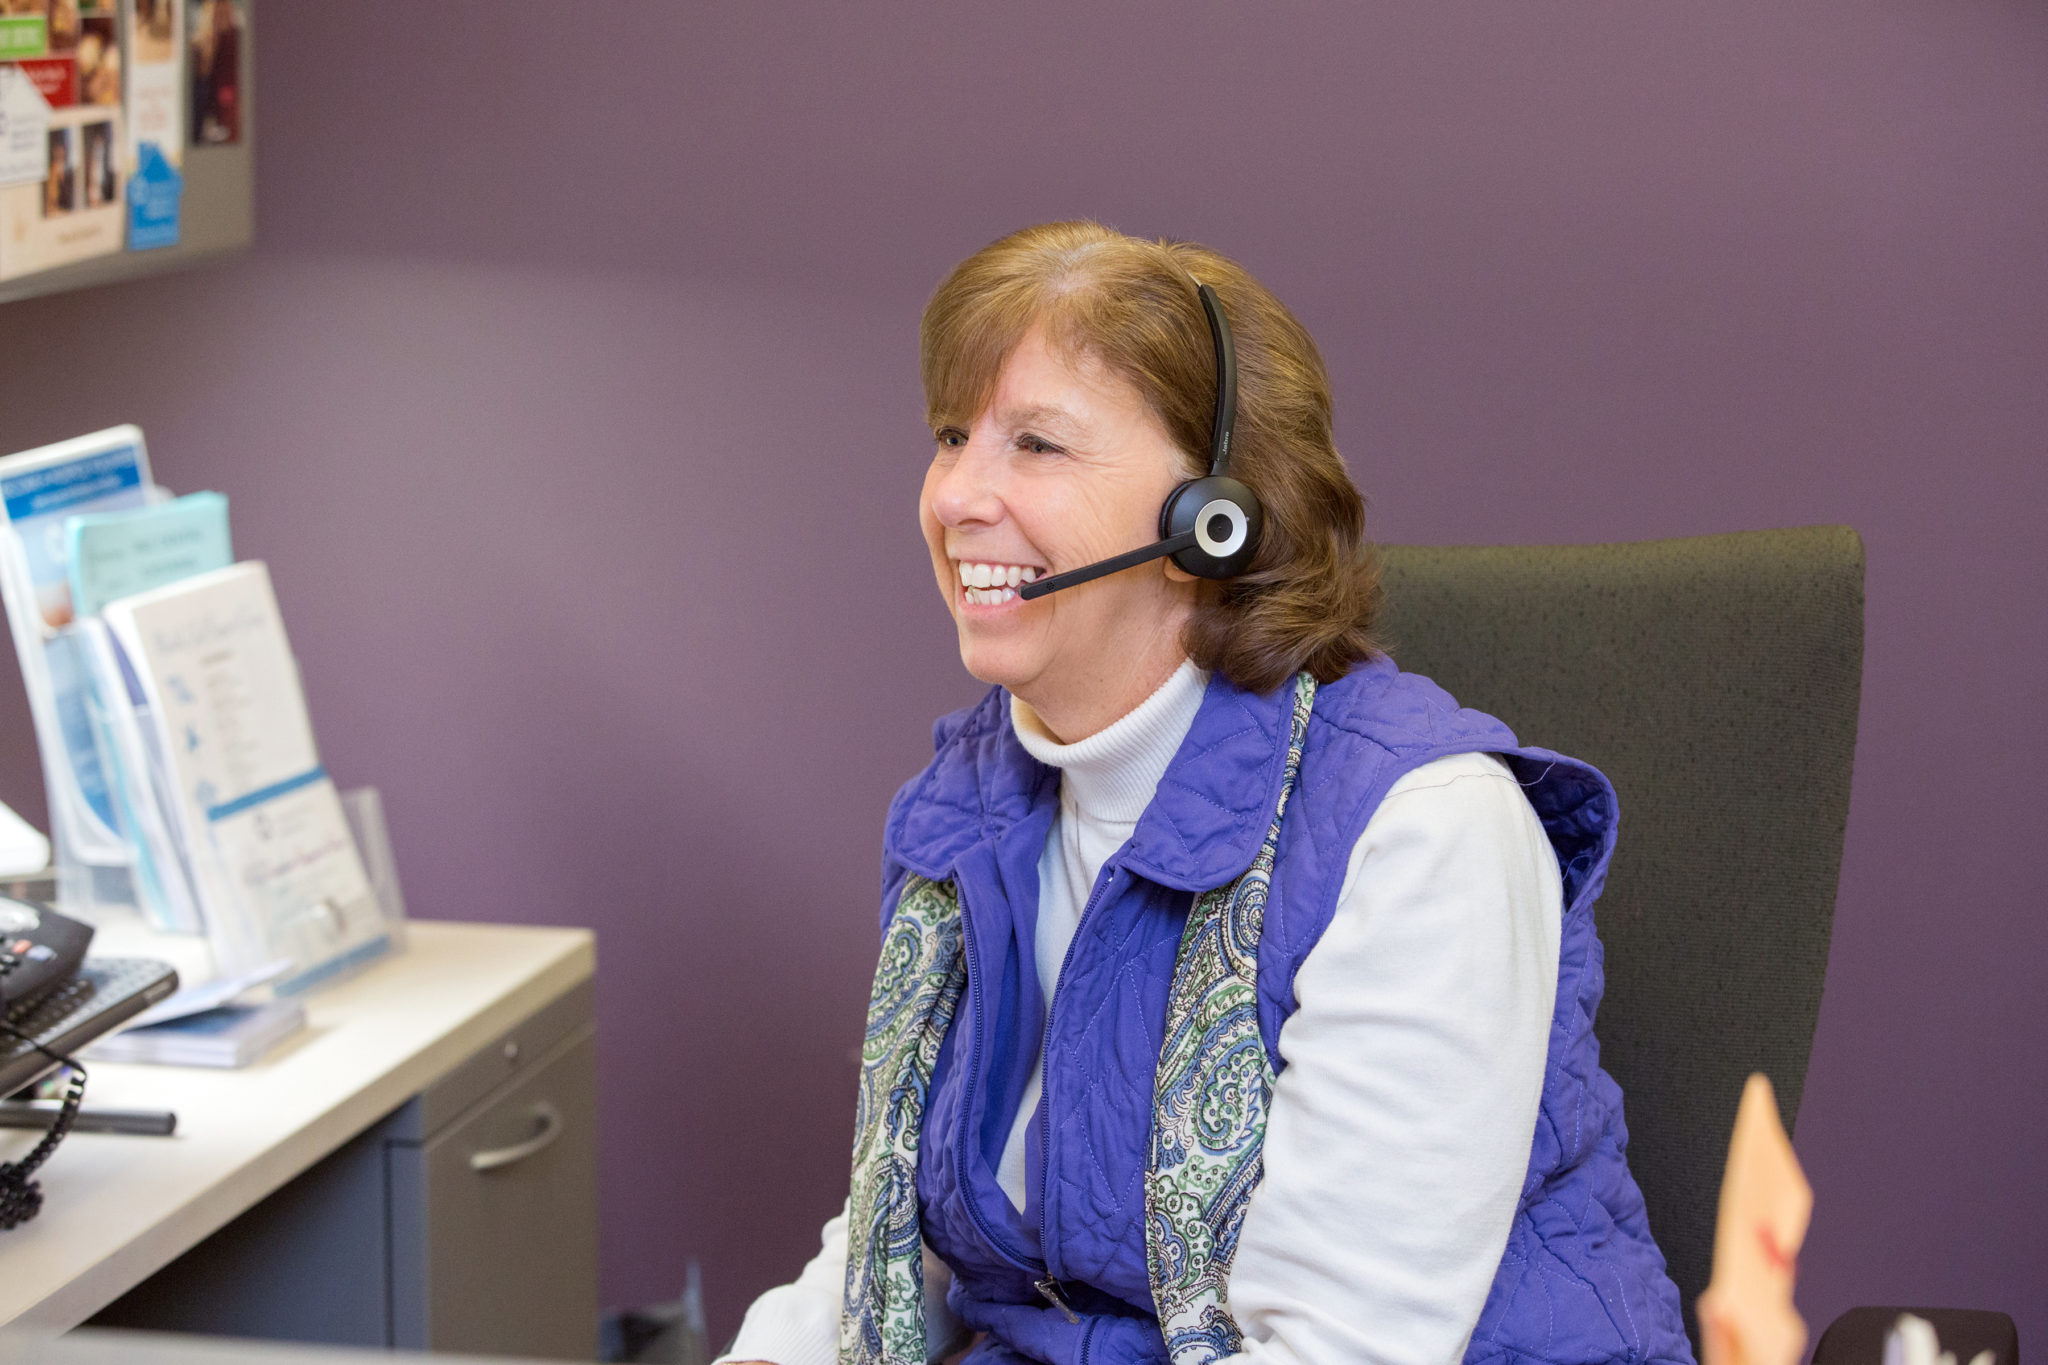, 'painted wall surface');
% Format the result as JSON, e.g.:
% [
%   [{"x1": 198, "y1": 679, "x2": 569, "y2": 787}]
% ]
[{"x1": 0, "y1": 1, "x2": 2041, "y2": 1345}]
